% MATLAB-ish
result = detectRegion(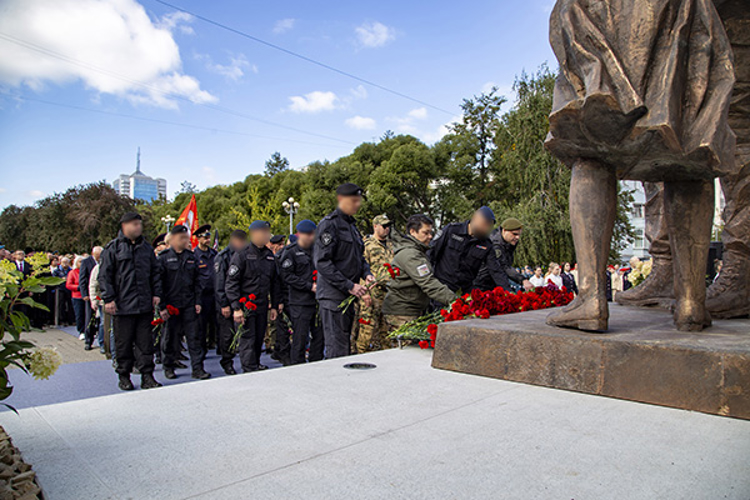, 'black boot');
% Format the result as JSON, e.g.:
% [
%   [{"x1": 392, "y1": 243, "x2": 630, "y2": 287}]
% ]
[
  {"x1": 191, "y1": 369, "x2": 211, "y2": 380},
  {"x1": 141, "y1": 373, "x2": 163, "y2": 389},
  {"x1": 223, "y1": 366, "x2": 237, "y2": 376},
  {"x1": 164, "y1": 368, "x2": 177, "y2": 380},
  {"x1": 118, "y1": 375, "x2": 134, "y2": 391},
  {"x1": 174, "y1": 361, "x2": 188, "y2": 369}
]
